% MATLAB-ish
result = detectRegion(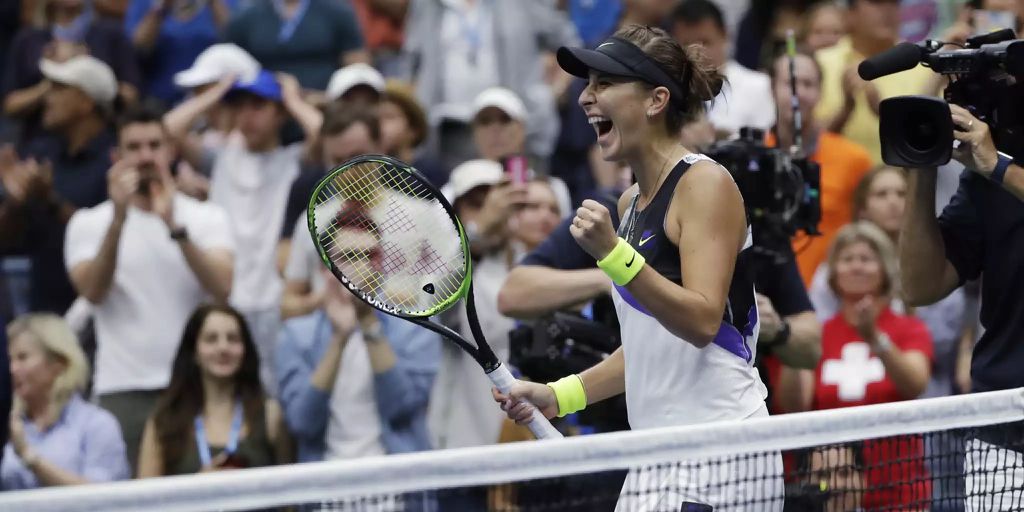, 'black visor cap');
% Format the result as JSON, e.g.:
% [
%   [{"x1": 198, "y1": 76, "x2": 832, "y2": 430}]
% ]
[
  {"x1": 557, "y1": 45, "x2": 639, "y2": 80},
  {"x1": 556, "y1": 37, "x2": 687, "y2": 108}
]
